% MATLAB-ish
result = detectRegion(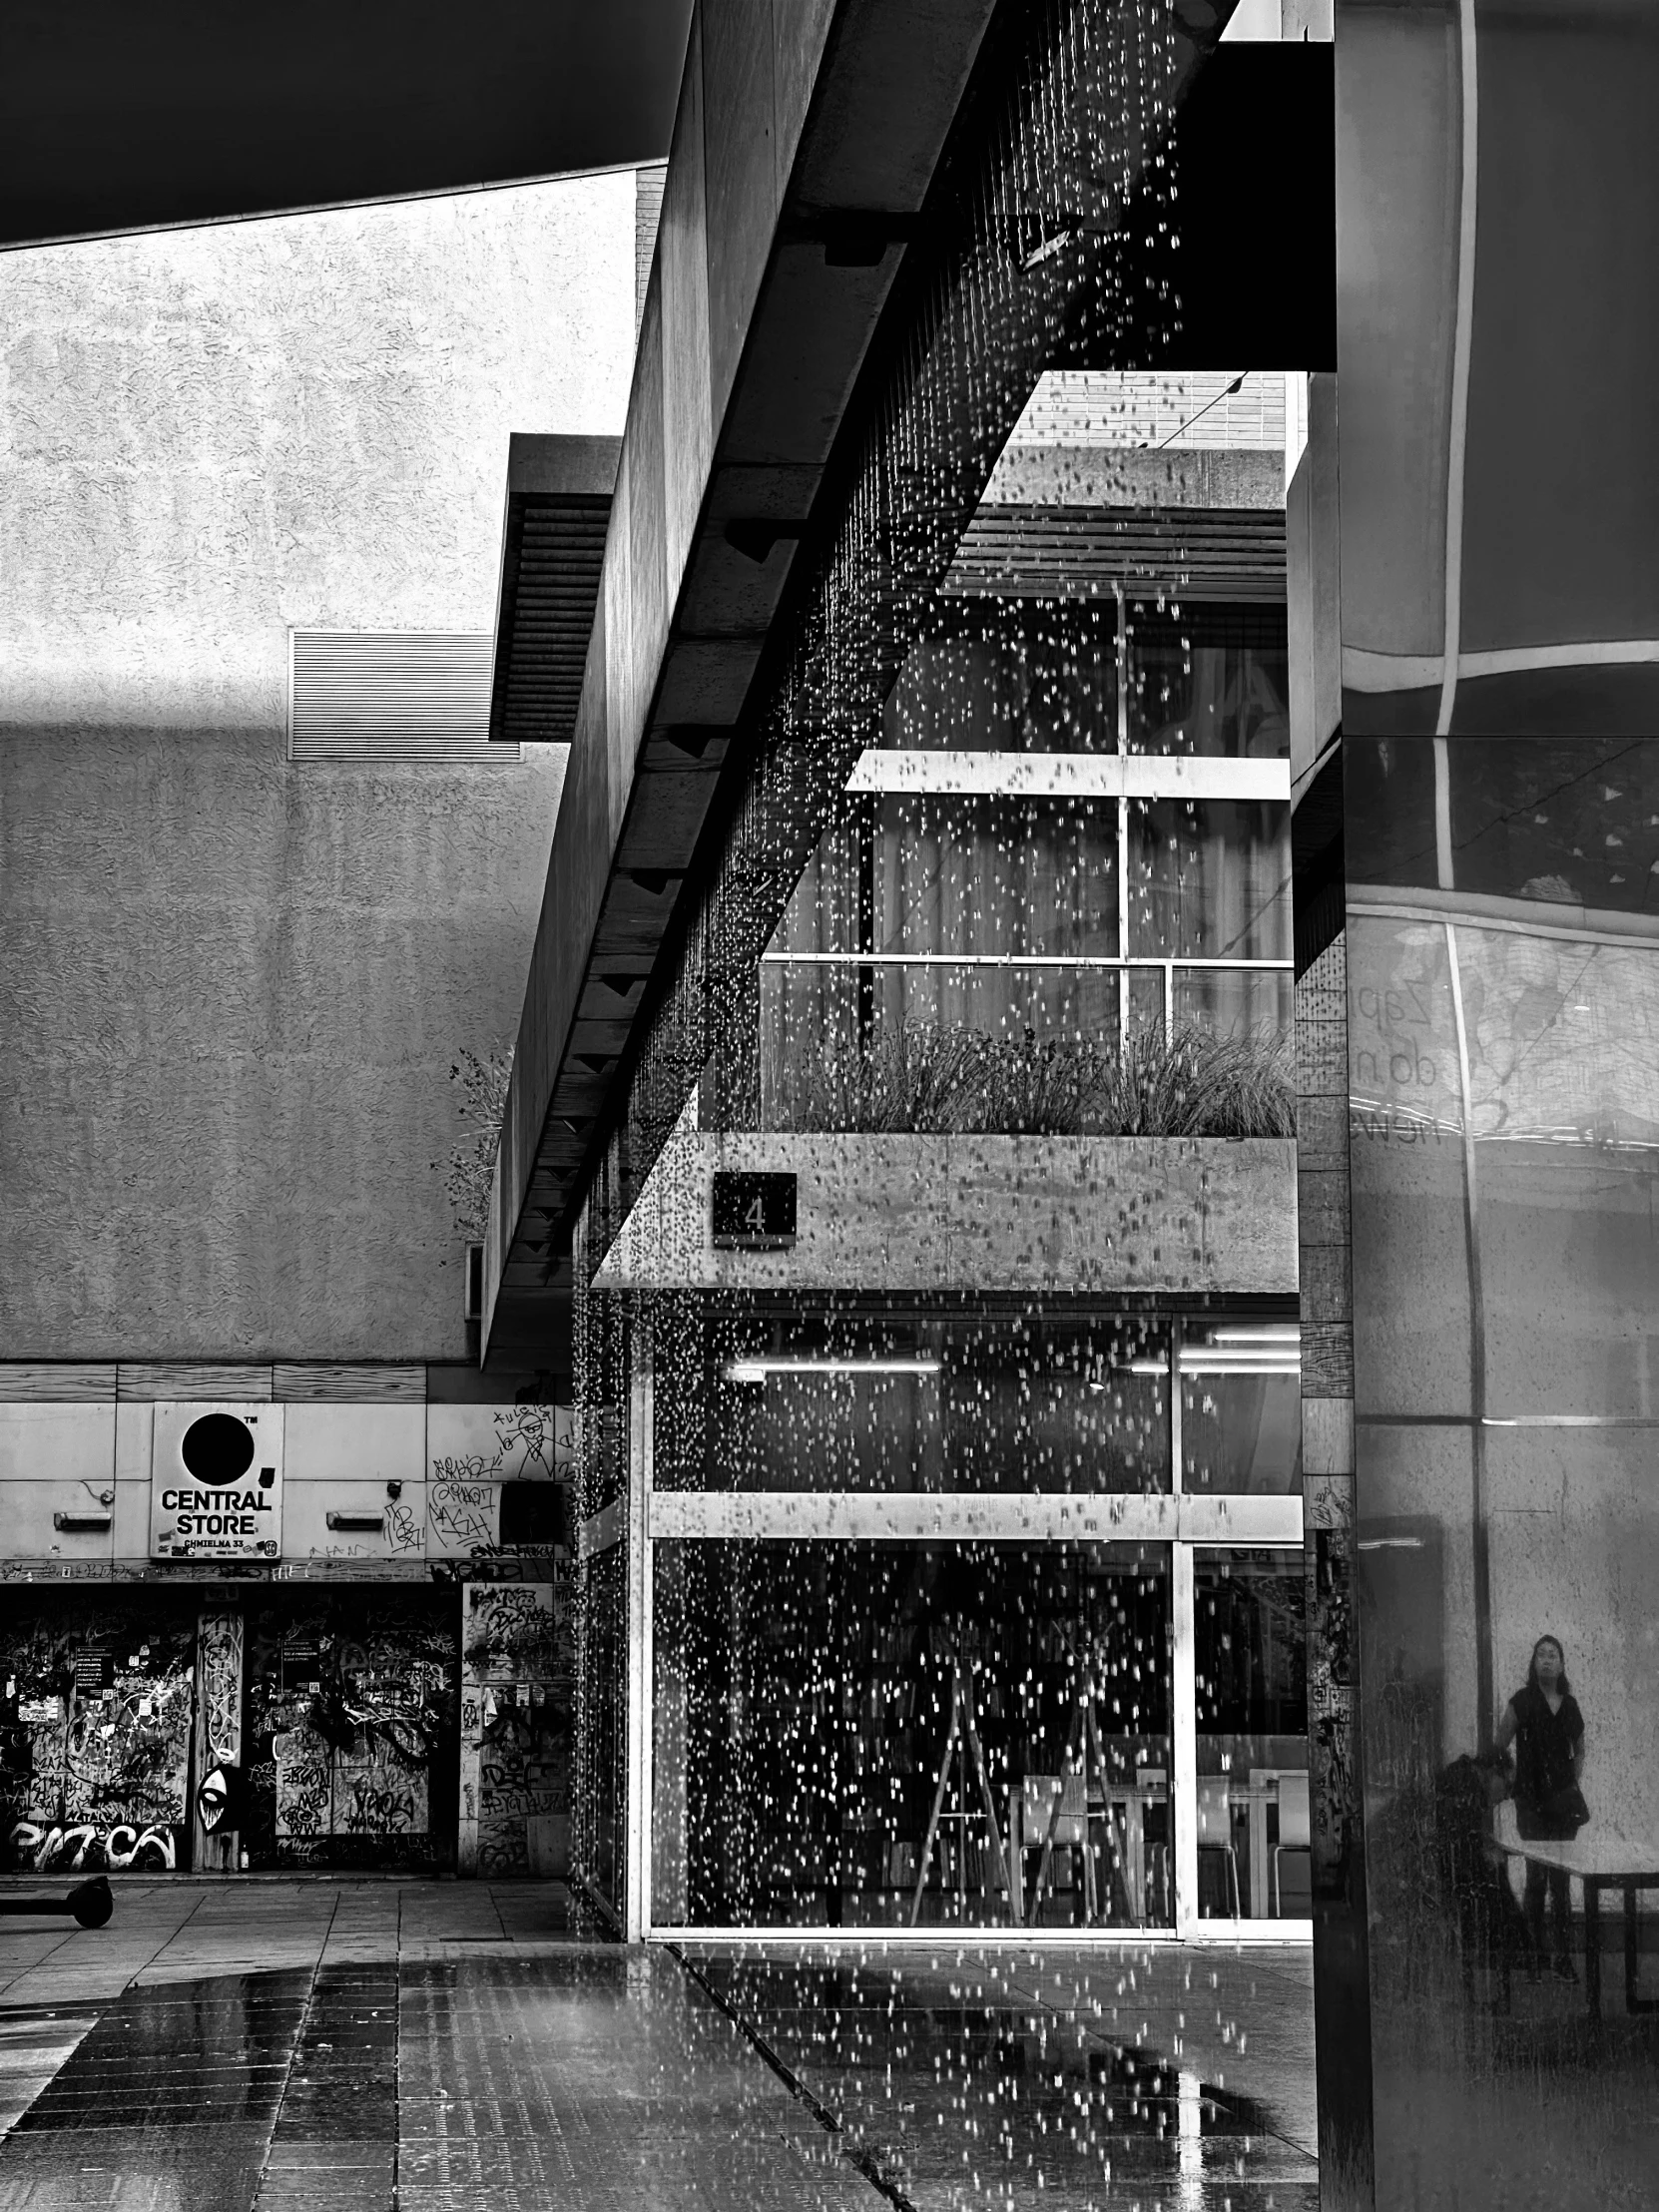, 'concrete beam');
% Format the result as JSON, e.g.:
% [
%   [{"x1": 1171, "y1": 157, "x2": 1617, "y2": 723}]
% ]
[{"x1": 592, "y1": 1131, "x2": 1299, "y2": 1296}]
